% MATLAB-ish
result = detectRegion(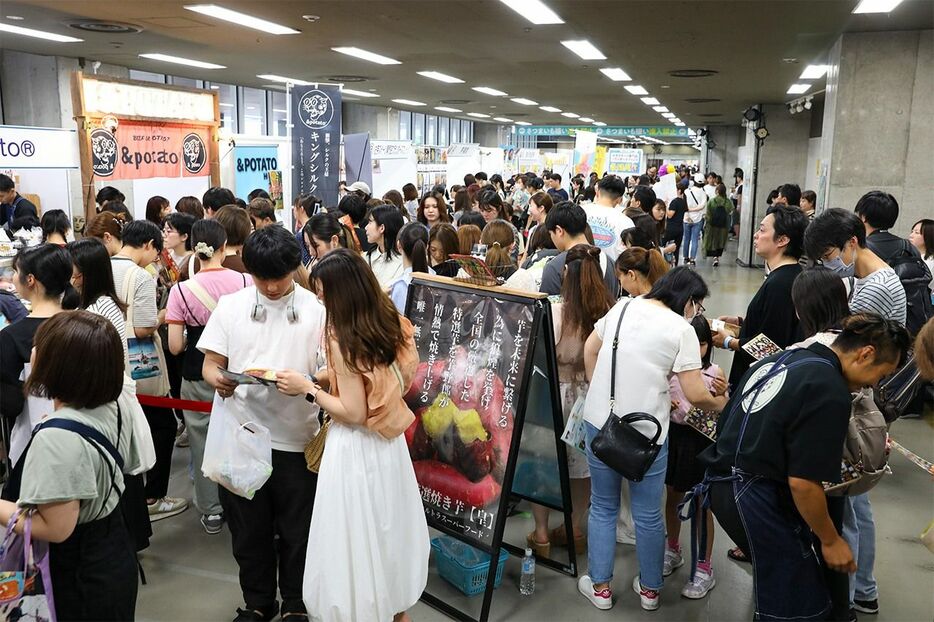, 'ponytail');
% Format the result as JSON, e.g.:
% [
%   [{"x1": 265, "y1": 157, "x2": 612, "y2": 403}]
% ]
[
  {"x1": 562, "y1": 244, "x2": 613, "y2": 336},
  {"x1": 398, "y1": 222, "x2": 430, "y2": 274},
  {"x1": 480, "y1": 219, "x2": 516, "y2": 278},
  {"x1": 616, "y1": 247, "x2": 669, "y2": 286}
]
